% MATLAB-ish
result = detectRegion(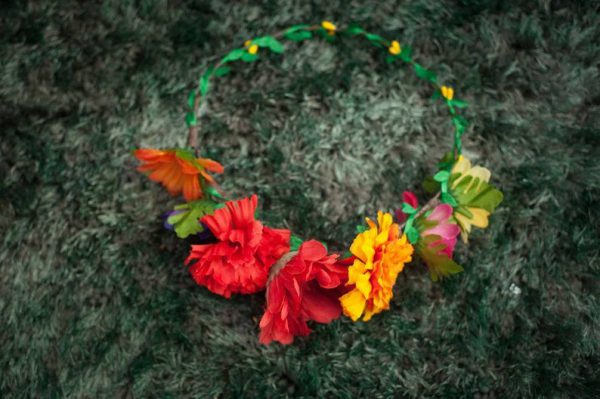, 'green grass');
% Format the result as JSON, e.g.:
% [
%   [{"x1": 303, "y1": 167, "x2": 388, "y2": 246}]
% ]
[{"x1": 1, "y1": 0, "x2": 599, "y2": 397}]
